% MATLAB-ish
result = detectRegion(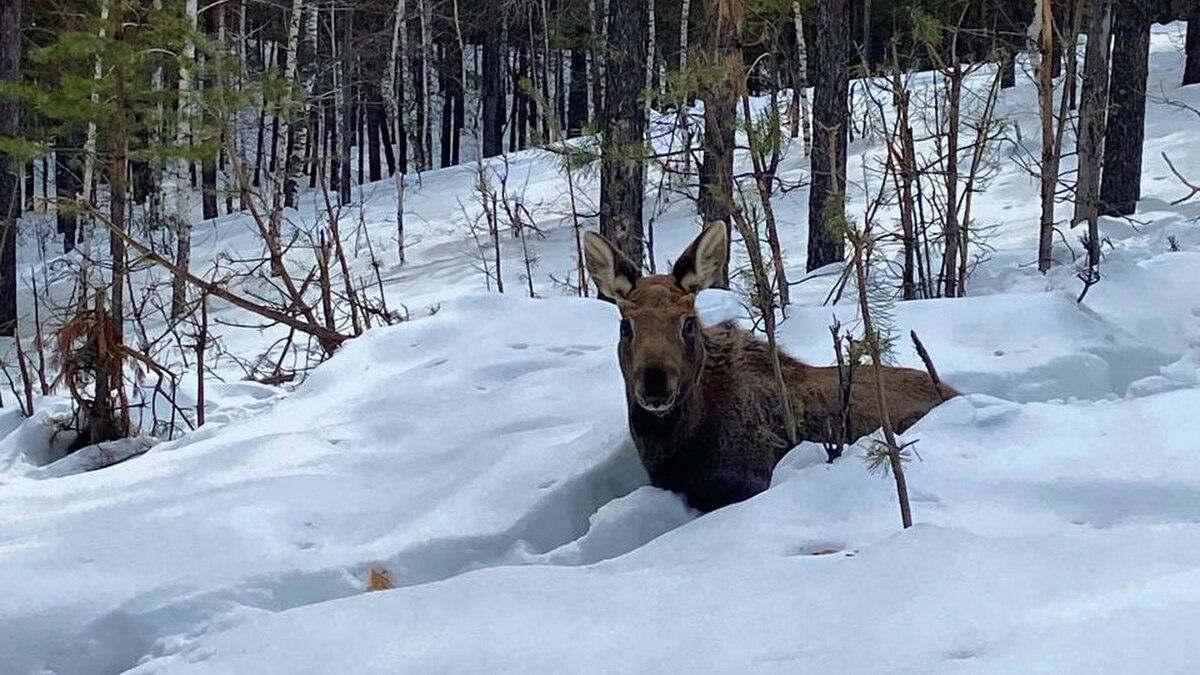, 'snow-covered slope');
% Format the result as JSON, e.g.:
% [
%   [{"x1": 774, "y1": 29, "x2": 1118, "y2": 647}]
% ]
[{"x1": 2, "y1": 21, "x2": 1199, "y2": 675}]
